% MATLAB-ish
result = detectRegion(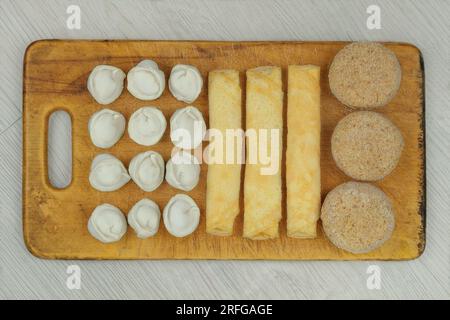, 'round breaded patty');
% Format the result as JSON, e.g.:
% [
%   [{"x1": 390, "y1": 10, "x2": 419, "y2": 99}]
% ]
[
  {"x1": 329, "y1": 42, "x2": 402, "y2": 109},
  {"x1": 321, "y1": 181, "x2": 395, "y2": 254},
  {"x1": 331, "y1": 111, "x2": 404, "y2": 181}
]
